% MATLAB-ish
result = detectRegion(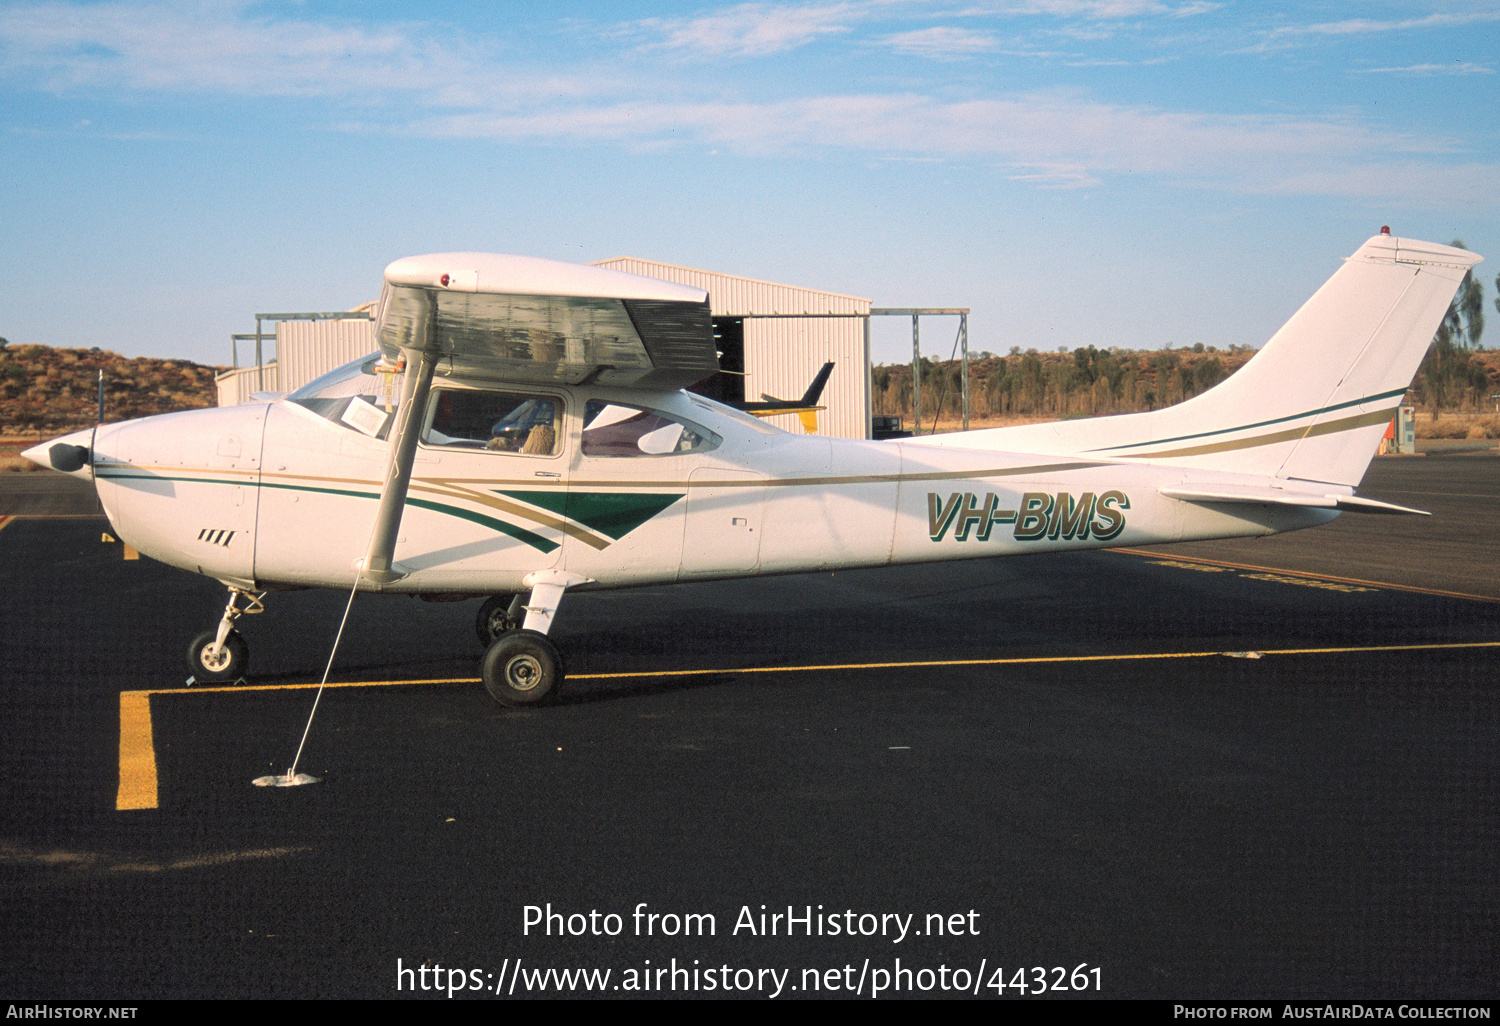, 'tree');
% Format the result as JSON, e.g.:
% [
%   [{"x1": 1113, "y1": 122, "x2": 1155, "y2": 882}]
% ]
[{"x1": 1437, "y1": 240, "x2": 1484, "y2": 349}]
